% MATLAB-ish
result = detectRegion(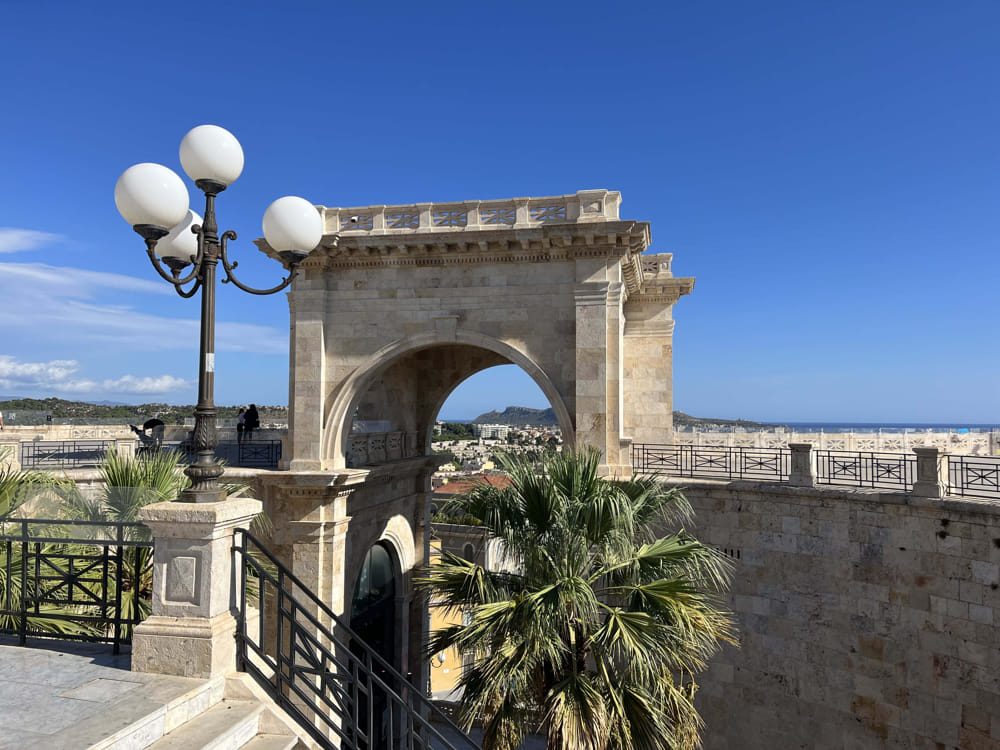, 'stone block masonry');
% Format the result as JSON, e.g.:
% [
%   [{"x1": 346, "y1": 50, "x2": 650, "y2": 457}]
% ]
[{"x1": 670, "y1": 478, "x2": 1000, "y2": 749}]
